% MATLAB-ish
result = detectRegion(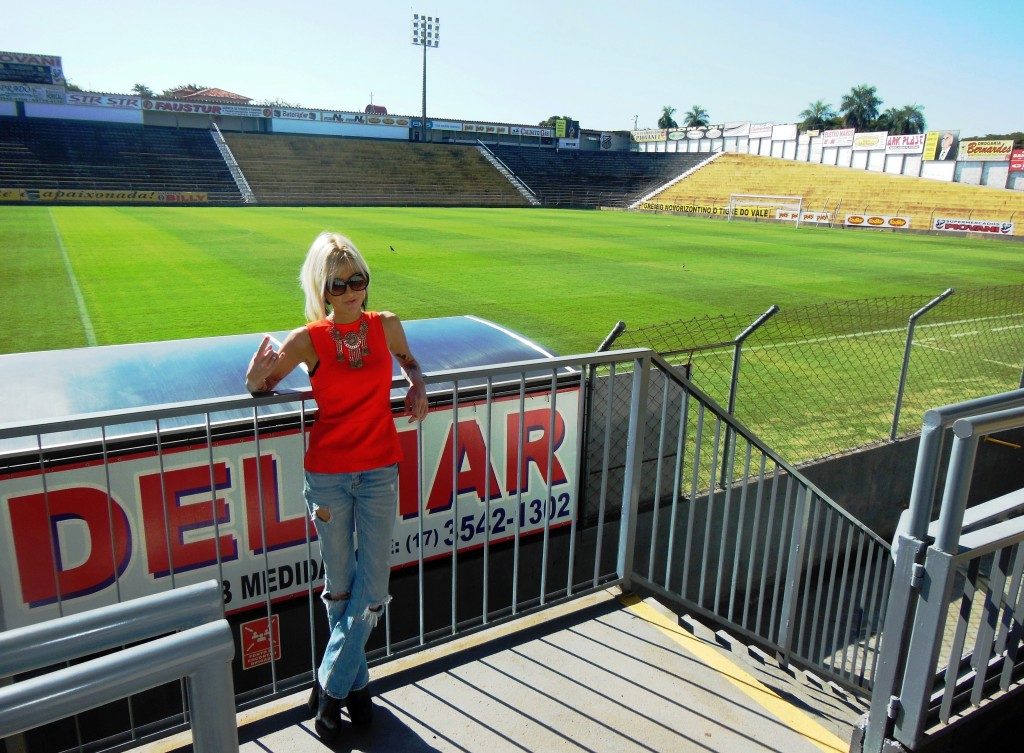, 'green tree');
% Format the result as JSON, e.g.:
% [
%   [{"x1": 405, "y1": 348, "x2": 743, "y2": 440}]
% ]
[
  {"x1": 657, "y1": 105, "x2": 677, "y2": 129},
  {"x1": 683, "y1": 105, "x2": 710, "y2": 127},
  {"x1": 160, "y1": 83, "x2": 210, "y2": 97},
  {"x1": 255, "y1": 98, "x2": 302, "y2": 108},
  {"x1": 64, "y1": 80, "x2": 83, "y2": 92},
  {"x1": 839, "y1": 84, "x2": 882, "y2": 129},
  {"x1": 131, "y1": 83, "x2": 155, "y2": 98},
  {"x1": 798, "y1": 100, "x2": 838, "y2": 131},
  {"x1": 877, "y1": 104, "x2": 926, "y2": 135},
  {"x1": 538, "y1": 115, "x2": 573, "y2": 127}
]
